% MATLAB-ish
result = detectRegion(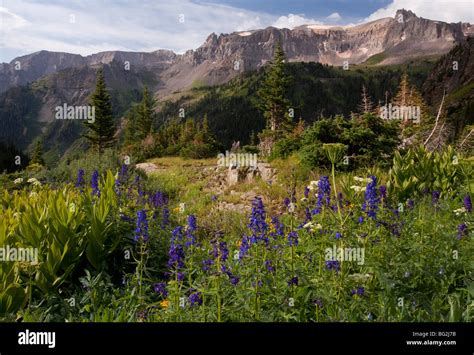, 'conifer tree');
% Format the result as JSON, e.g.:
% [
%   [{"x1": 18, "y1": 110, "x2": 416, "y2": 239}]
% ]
[
  {"x1": 124, "y1": 105, "x2": 138, "y2": 144},
  {"x1": 358, "y1": 85, "x2": 375, "y2": 114},
  {"x1": 136, "y1": 86, "x2": 155, "y2": 140},
  {"x1": 84, "y1": 68, "x2": 115, "y2": 154},
  {"x1": 257, "y1": 43, "x2": 292, "y2": 132},
  {"x1": 30, "y1": 140, "x2": 44, "y2": 165},
  {"x1": 392, "y1": 73, "x2": 428, "y2": 121}
]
